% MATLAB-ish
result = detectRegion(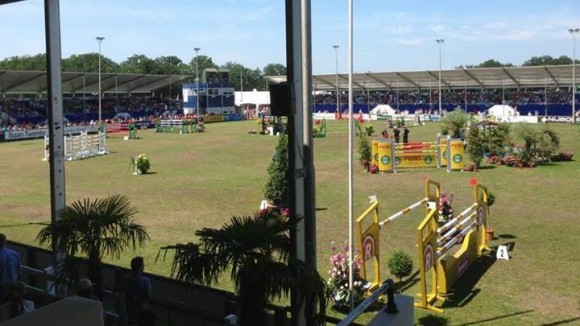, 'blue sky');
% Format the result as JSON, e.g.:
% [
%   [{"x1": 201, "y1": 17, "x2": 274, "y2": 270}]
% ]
[{"x1": 0, "y1": 0, "x2": 579, "y2": 74}]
